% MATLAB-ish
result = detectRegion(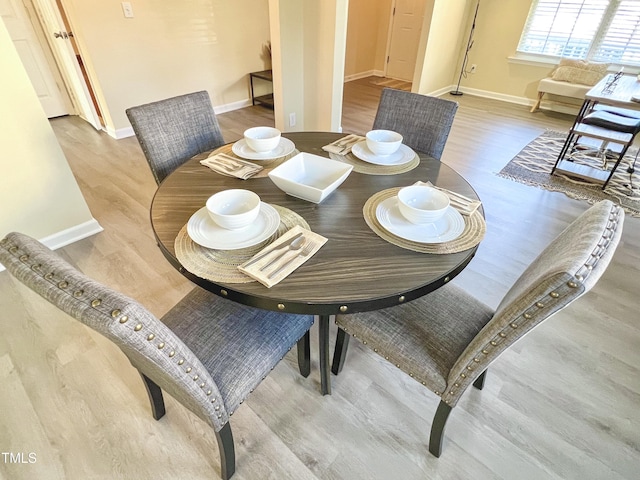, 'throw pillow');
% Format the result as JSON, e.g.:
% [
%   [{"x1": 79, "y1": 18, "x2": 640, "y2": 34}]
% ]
[{"x1": 550, "y1": 59, "x2": 609, "y2": 86}]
